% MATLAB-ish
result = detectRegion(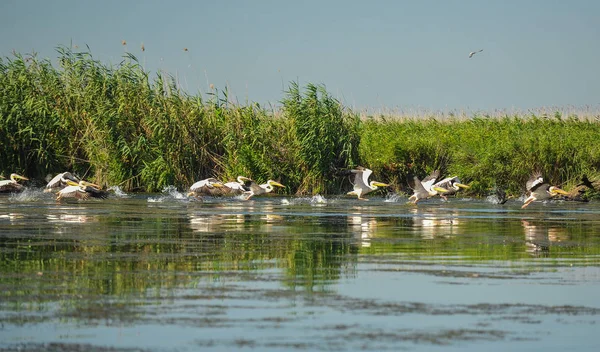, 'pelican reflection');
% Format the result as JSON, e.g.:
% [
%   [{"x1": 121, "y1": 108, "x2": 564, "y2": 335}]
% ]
[
  {"x1": 522, "y1": 220, "x2": 570, "y2": 255},
  {"x1": 409, "y1": 208, "x2": 462, "y2": 239}
]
